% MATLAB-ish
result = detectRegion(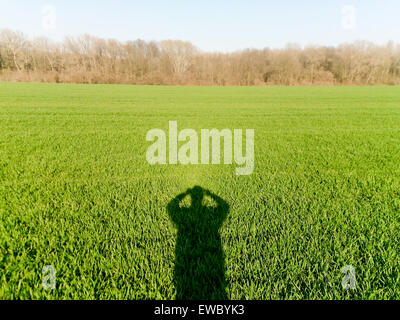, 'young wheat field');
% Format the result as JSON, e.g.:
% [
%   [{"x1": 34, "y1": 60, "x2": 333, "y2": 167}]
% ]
[{"x1": 1, "y1": 82, "x2": 400, "y2": 299}]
